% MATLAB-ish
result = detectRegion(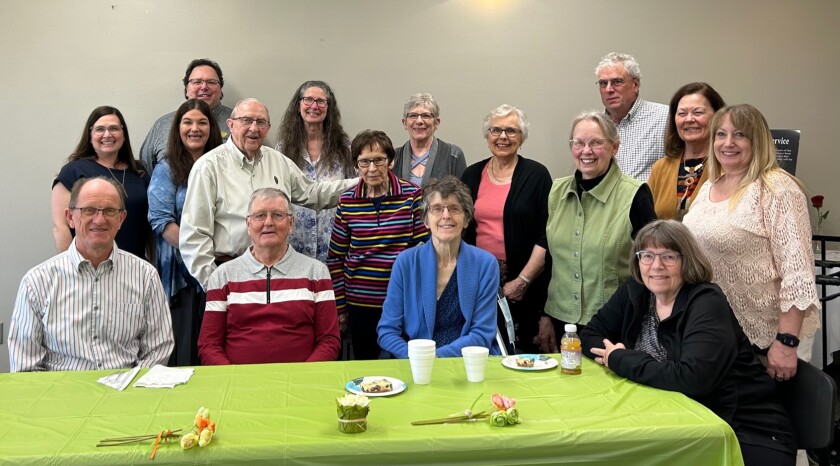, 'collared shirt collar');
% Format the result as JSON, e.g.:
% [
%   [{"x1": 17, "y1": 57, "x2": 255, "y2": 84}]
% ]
[
  {"x1": 243, "y1": 244, "x2": 294, "y2": 275},
  {"x1": 68, "y1": 238, "x2": 117, "y2": 273},
  {"x1": 226, "y1": 137, "x2": 264, "y2": 168}
]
